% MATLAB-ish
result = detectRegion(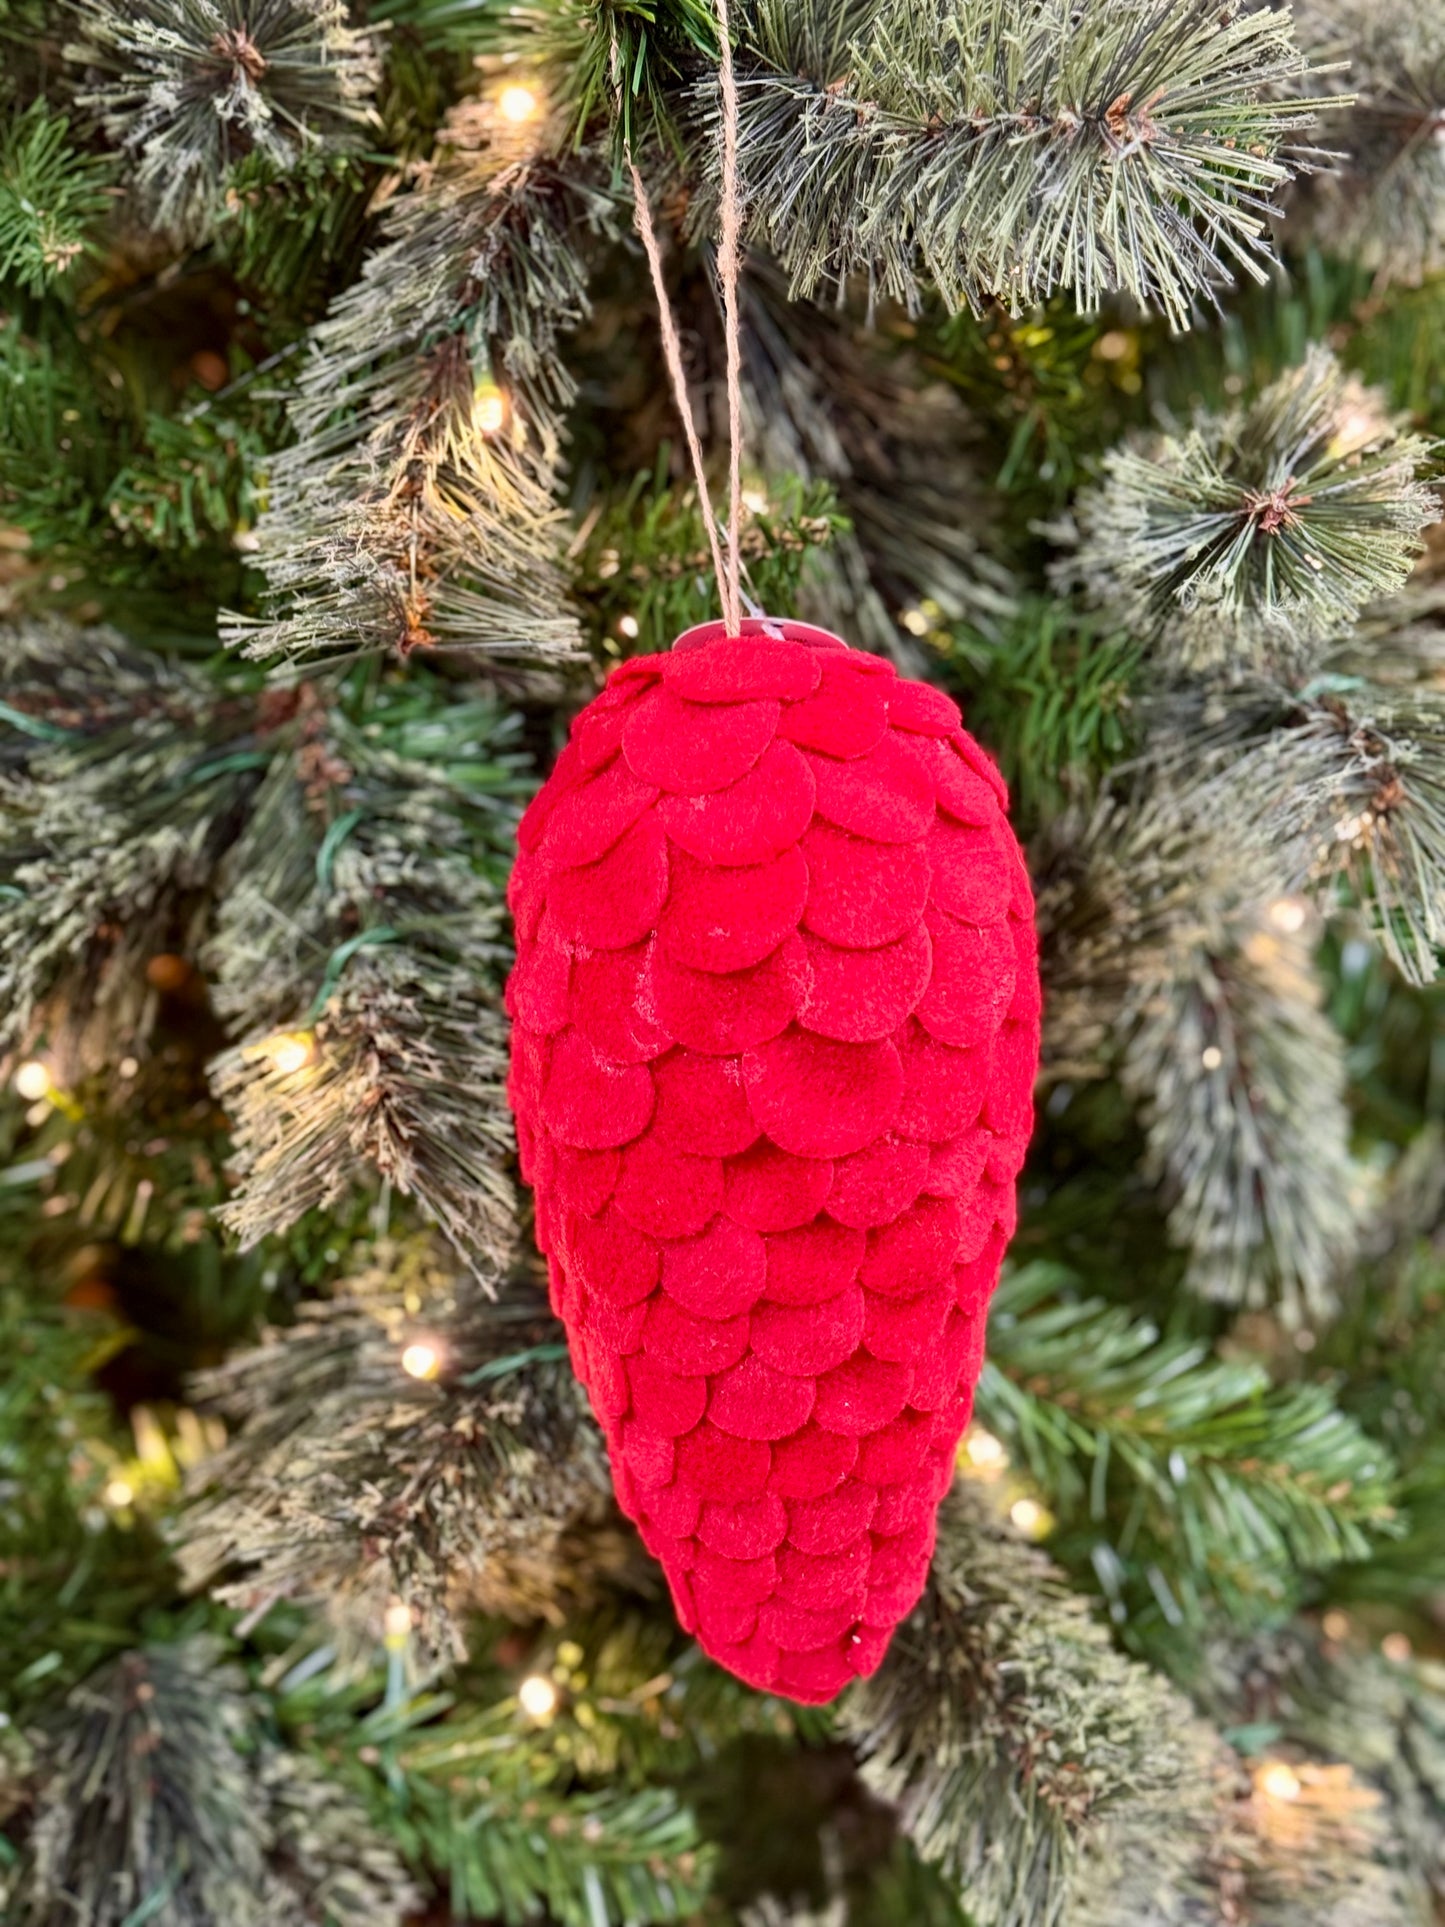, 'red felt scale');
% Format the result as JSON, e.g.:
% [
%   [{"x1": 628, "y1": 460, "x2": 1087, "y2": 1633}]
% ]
[{"x1": 506, "y1": 618, "x2": 1041, "y2": 1704}]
